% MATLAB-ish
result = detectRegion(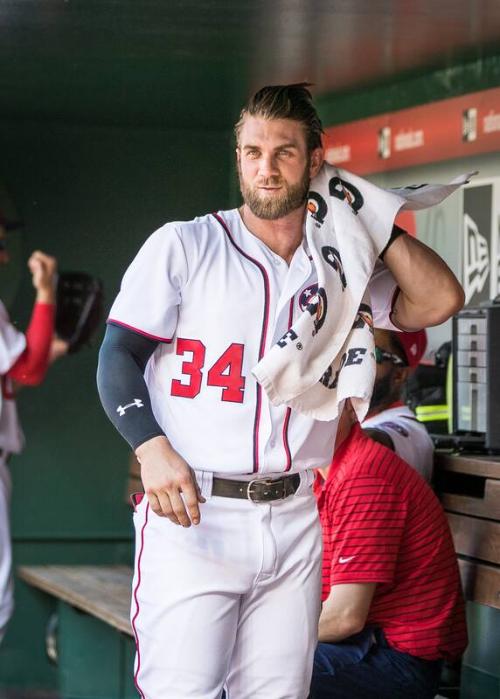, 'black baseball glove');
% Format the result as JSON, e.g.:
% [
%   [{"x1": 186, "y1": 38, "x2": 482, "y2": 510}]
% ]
[{"x1": 55, "y1": 272, "x2": 104, "y2": 353}]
